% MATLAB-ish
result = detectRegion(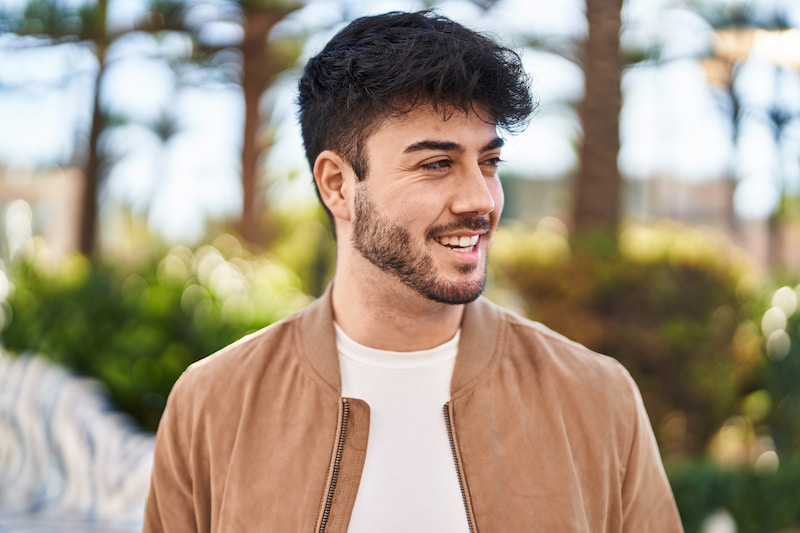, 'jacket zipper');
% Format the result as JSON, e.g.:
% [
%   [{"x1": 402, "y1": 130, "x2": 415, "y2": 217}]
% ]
[
  {"x1": 443, "y1": 402, "x2": 475, "y2": 533},
  {"x1": 319, "y1": 398, "x2": 350, "y2": 533}
]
